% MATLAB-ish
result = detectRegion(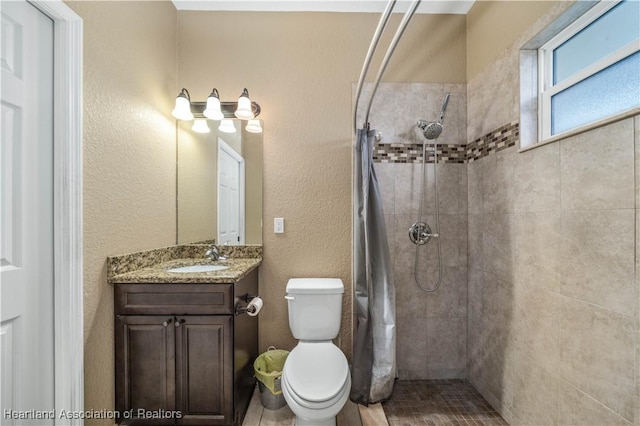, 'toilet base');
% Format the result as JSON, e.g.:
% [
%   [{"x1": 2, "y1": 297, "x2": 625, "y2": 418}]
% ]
[{"x1": 295, "y1": 415, "x2": 335, "y2": 426}]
